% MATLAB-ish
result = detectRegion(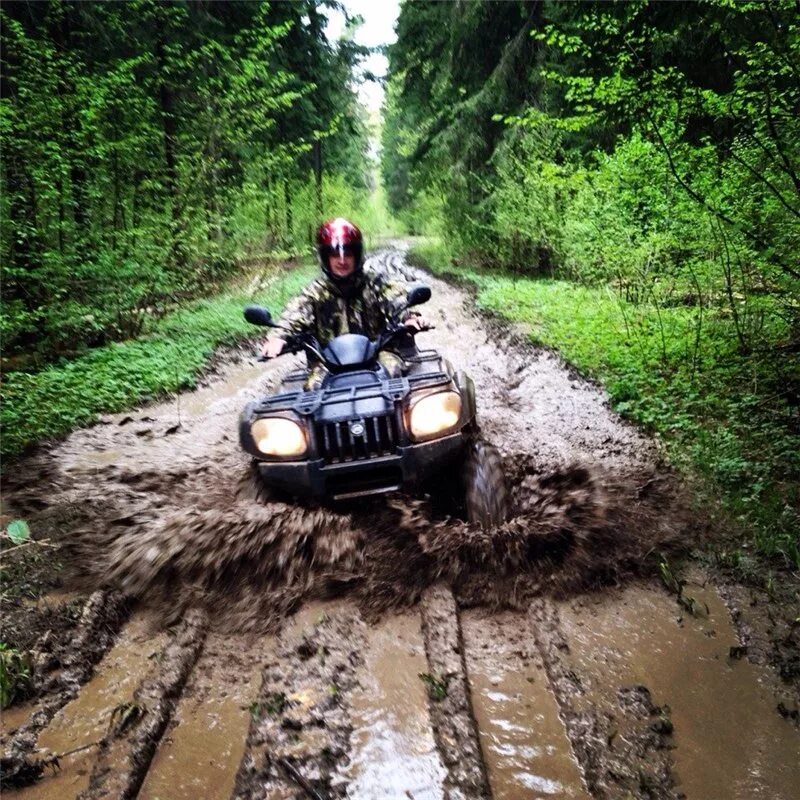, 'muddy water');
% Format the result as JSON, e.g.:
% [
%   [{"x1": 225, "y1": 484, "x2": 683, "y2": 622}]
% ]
[
  {"x1": 8, "y1": 613, "x2": 166, "y2": 800},
  {"x1": 7, "y1": 247, "x2": 679, "y2": 628},
  {"x1": 56, "y1": 349, "x2": 295, "y2": 477},
  {"x1": 1, "y1": 703, "x2": 37, "y2": 741},
  {"x1": 8, "y1": 246, "x2": 789, "y2": 799},
  {"x1": 343, "y1": 611, "x2": 446, "y2": 799},
  {"x1": 178, "y1": 361, "x2": 269, "y2": 418},
  {"x1": 558, "y1": 582, "x2": 800, "y2": 800},
  {"x1": 139, "y1": 633, "x2": 272, "y2": 800},
  {"x1": 391, "y1": 245, "x2": 658, "y2": 476},
  {"x1": 462, "y1": 610, "x2": 589, "y2": 800}
]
